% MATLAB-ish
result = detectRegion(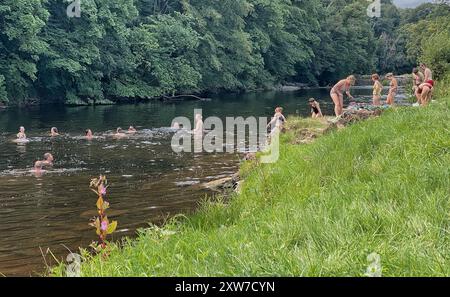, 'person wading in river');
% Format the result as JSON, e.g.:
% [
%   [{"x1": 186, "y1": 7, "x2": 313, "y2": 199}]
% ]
[
  {"x1": 17, "y1": 126, "x2": 27, "y2": 140},
  {"x1": 330, "y1": 75, "x2": 355, "y2": 117},
  {"x1": 371, "y1": 74, "x2": 383, "y2": 106},
  {"x1": 385, "y1": 73, "x2": 398, "y2": 106}
]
